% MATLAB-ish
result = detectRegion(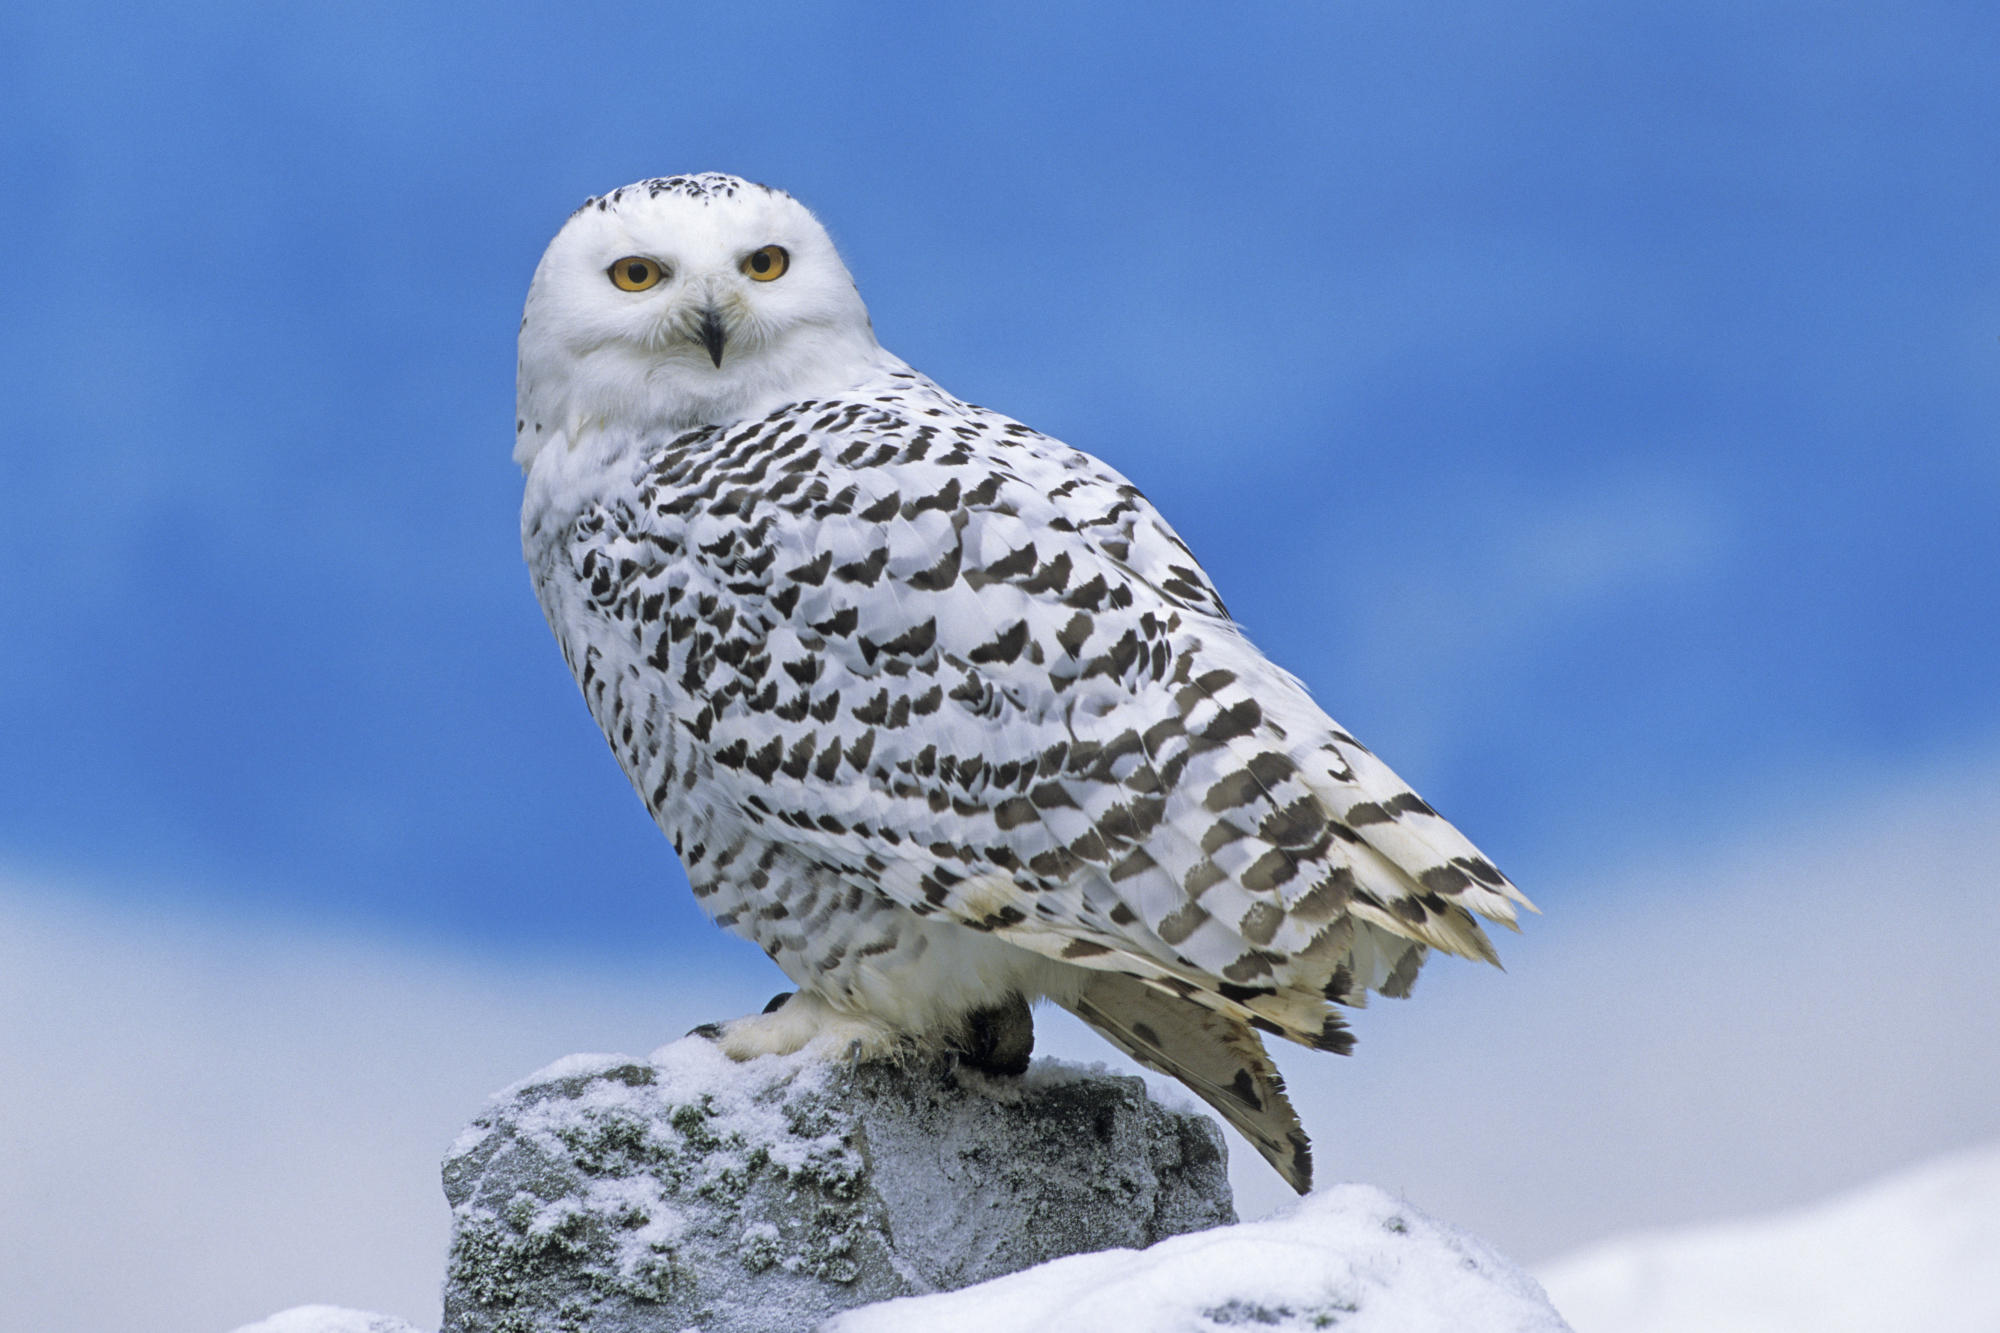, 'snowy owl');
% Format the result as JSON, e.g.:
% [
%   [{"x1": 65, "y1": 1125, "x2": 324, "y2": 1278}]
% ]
[{"x1": 517, "y1": 174, "x2": 1532, "y2": 1192}]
